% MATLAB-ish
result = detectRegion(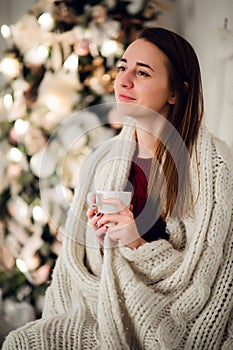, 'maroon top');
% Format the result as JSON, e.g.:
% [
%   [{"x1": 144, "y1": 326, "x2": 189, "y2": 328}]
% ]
[{"x1": 125, "y1": 155, "x2": 169, "y2": 242}]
